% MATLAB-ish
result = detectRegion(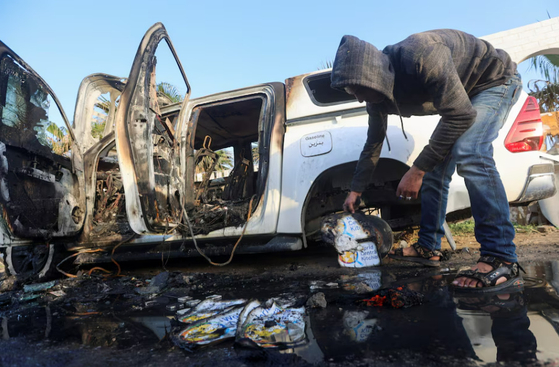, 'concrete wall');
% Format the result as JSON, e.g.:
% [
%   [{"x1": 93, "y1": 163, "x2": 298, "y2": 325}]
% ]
[{"x1": 481, "y1": 17, "x2": 559, "y2": 63}]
